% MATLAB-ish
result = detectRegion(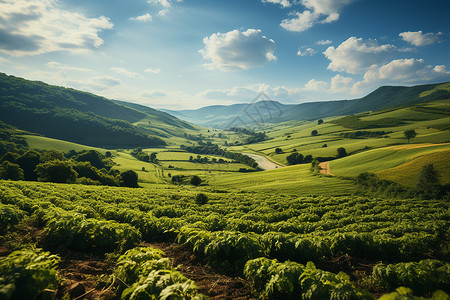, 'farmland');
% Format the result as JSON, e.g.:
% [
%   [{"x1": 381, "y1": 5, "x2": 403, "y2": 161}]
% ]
[{"x1": 1, "y1": 180, "x2": 448, "y2": 299}]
